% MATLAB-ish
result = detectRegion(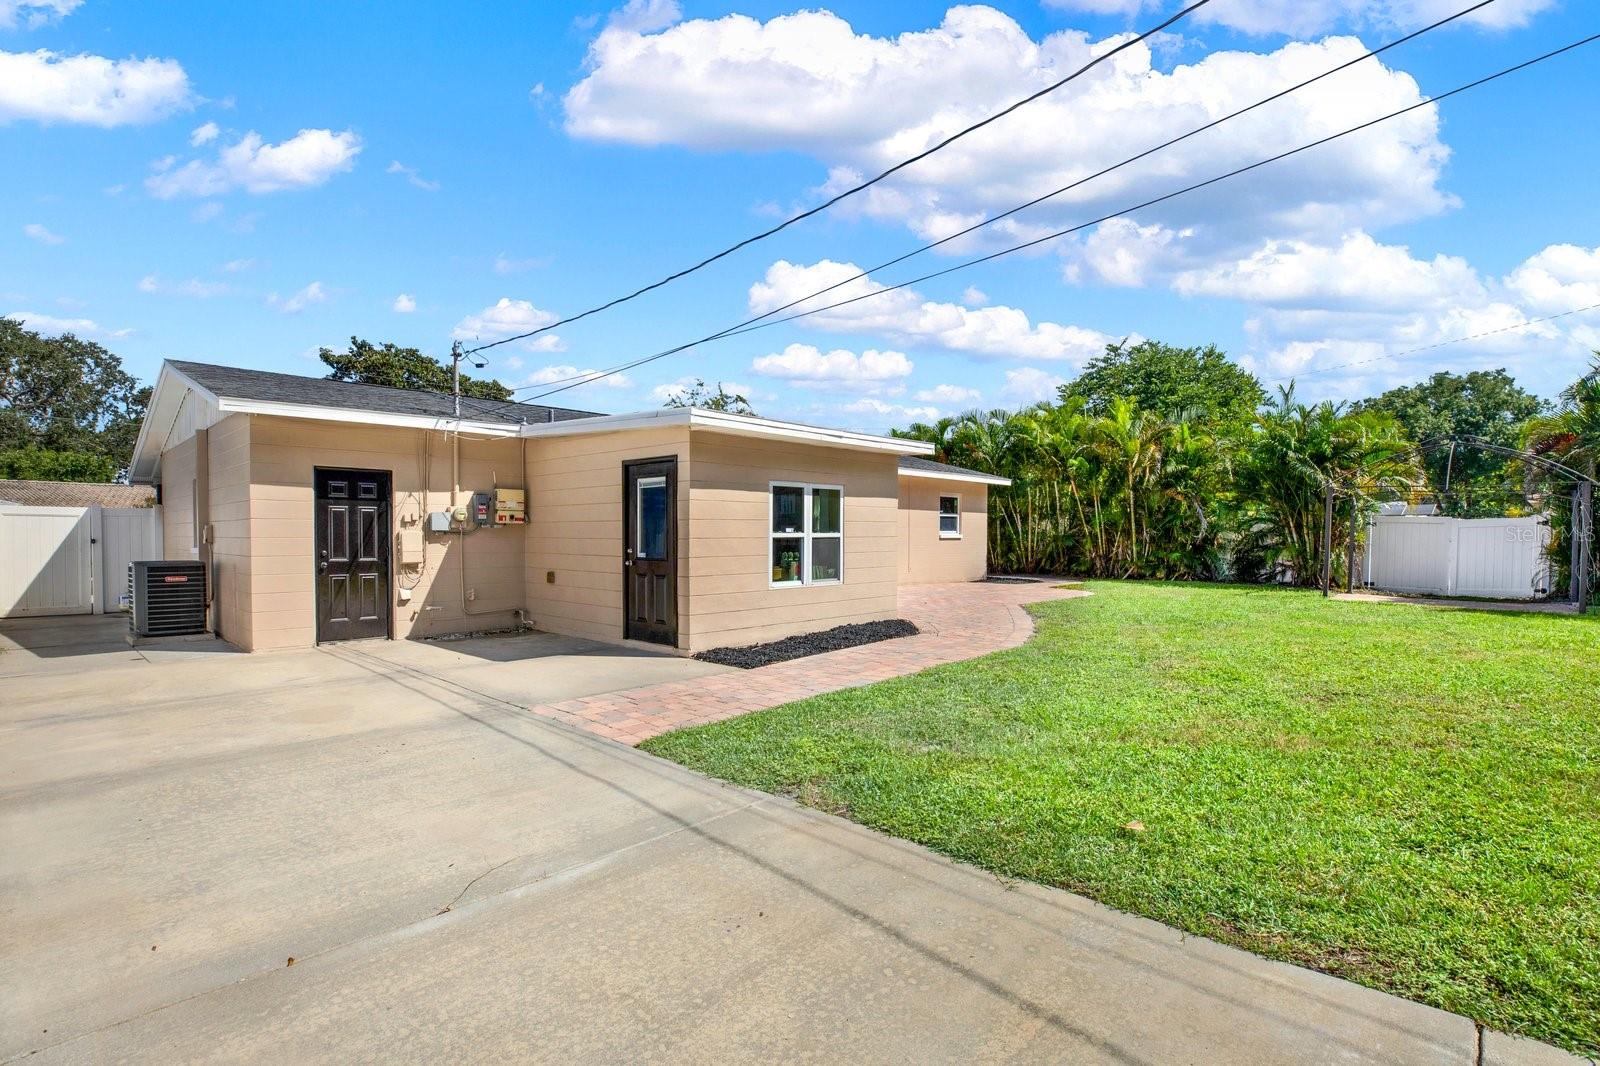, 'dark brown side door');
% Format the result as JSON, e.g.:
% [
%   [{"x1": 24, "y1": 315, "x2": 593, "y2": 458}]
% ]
[
  {"x1": 623, "y1": 458, "x2": 677, "y2": 645},
  {"x1": 315, "y1": 468, "x2": 391, "y2": 643}
]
